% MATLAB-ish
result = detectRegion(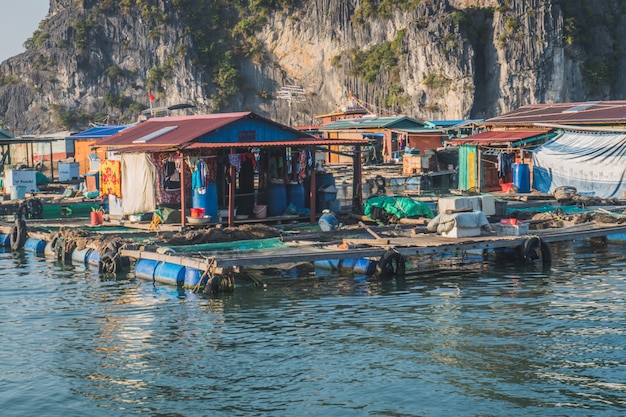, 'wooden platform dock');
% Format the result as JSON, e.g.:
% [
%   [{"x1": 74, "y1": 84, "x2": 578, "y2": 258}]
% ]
[{"x1": 119, "y1": 222, "x2": 626, "y2": 276}]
